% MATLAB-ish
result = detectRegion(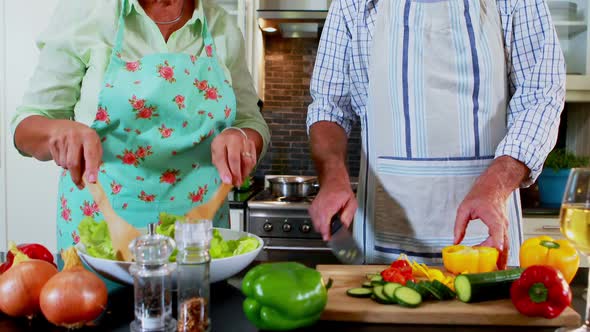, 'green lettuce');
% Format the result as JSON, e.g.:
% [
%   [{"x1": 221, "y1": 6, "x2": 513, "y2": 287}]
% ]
[
  {"x1": 78, "y1": 216, "x2": 117, "y2": 260},
  {"x1": 78, "y1": 212, "x2": 260, "y2": 261}
]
